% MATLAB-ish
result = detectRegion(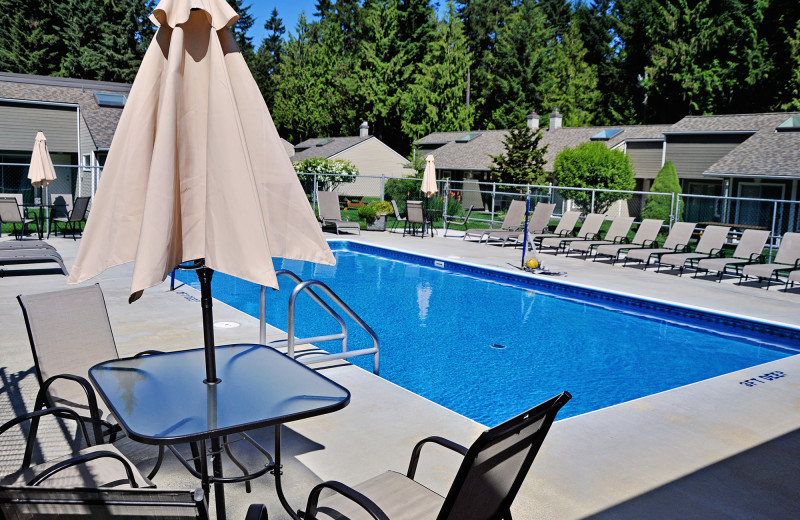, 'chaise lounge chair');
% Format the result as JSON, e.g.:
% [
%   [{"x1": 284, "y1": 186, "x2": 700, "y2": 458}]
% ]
[
  {"x1": 463, "y1": 199, "x2": 526, "y2": 242},
  {"x1": 784, "y1": 268, "x2": 800, "y2": 291},
  {"x1": 740, "y1": 232, "x2": 800, "y2": 289},
  {"x1": 299, "y1": 391, "x2": 571, "y2": 520},
  {"x1": 0, "y1": 240, "x2": 55, "y2": 250},
  {"x1": 540, "y1": 213, "x2": 605, "y2": 254},
  {"x1": 0, "y1": 248, "x2": 68, "y2": 275},
  {"x1": 484, "y1": 202, "x2": 555, "y2": 247},
  {"x1": 623, "y1": 221, "x2": 697, "y2": 269},
  {"x1": 593, "y1": 219, "x2": 663, "y2": 264},
  {"x1": 443, "y1": 204, "x2": 474, "y2": 237},
  {"x1": 566, "y1": 216, "x2": 635, "y2": 258},
  {"x1": 656, "y1": 225, "x2": 731, "y2": 275},
  {"x1": 528, "y1": 210, "x2": 581, "y2": 246},
  {"x1": 694, "y1": 229, "x2": 770, "y2": 281},
  {"x1": 317, "y1": 190, "x2": 361, "y2": 235}
]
